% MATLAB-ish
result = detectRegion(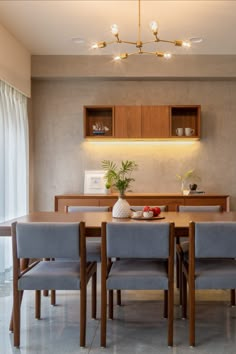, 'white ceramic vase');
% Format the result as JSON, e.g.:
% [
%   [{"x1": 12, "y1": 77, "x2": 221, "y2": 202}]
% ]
[{"x1": 112, "y1": 197, "x2": 131, "y2": 218}]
